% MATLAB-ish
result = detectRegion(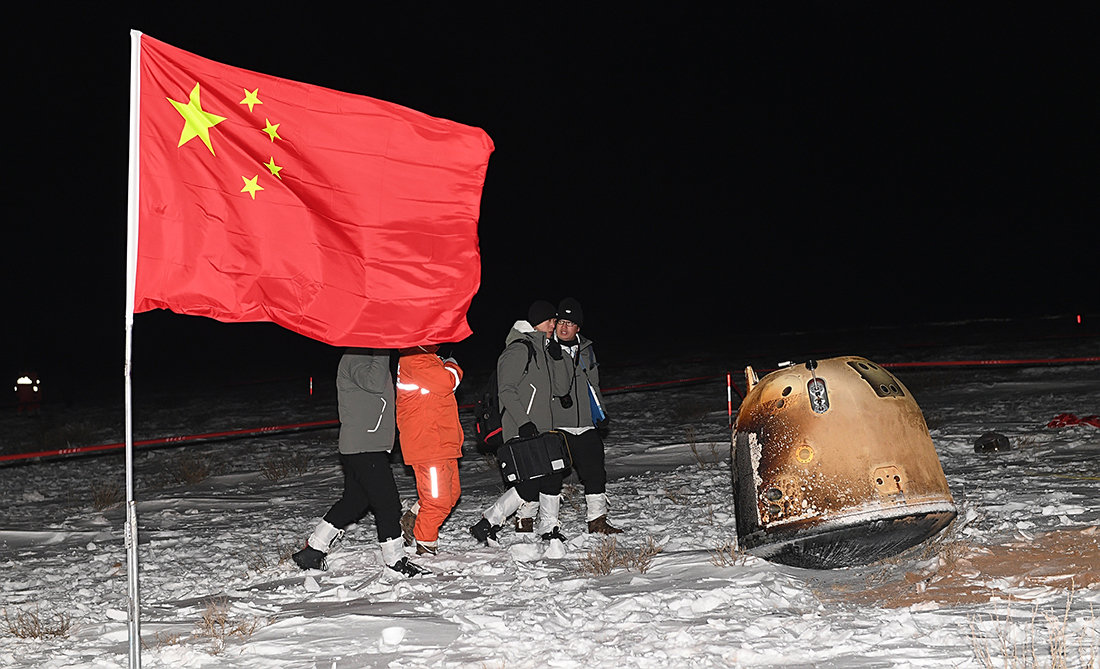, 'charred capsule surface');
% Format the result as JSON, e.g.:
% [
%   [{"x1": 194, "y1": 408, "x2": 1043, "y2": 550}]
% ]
[{"x1": 732, "y1": 356, "x2": 956, "y2": 569}]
